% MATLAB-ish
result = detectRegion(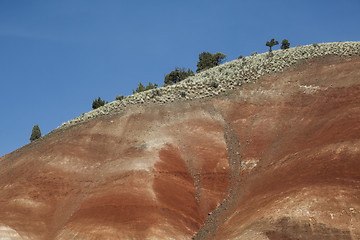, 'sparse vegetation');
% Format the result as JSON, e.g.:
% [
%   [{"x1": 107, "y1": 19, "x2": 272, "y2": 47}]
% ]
[
  {"x1": 133, "y1": 82, "x2": 145, "y2": 93},
  {"x1": 60, "y1": 42, "x2": 360, "y2": 129},
  {"x1": 164, "y1": 68, "x2": 194, "y2": 85},
  {"x1": 196, "y1": 52, "x2": 226, "y2": 73},
  {"x1": 238, "y1": 55, "x2": 243, "y2": 59},
  {"x1": 266, "y1": 38, "x2": 279, "y2": 52},
  {"x1": 133, "y1": 82, "x2": 158, "y2": 94},
  {"x1": 145, "y1": 82, "x2": 158, "y2": 91},
  {"x1": 30, "y1": 125, "x2": 41, "y2": 142},
  {"x1": 92, "y1": 97, "x2": 107, "y2": 109},
  {"x1": 281, "y1": 39, "x2": 290, "y2": 49}
]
